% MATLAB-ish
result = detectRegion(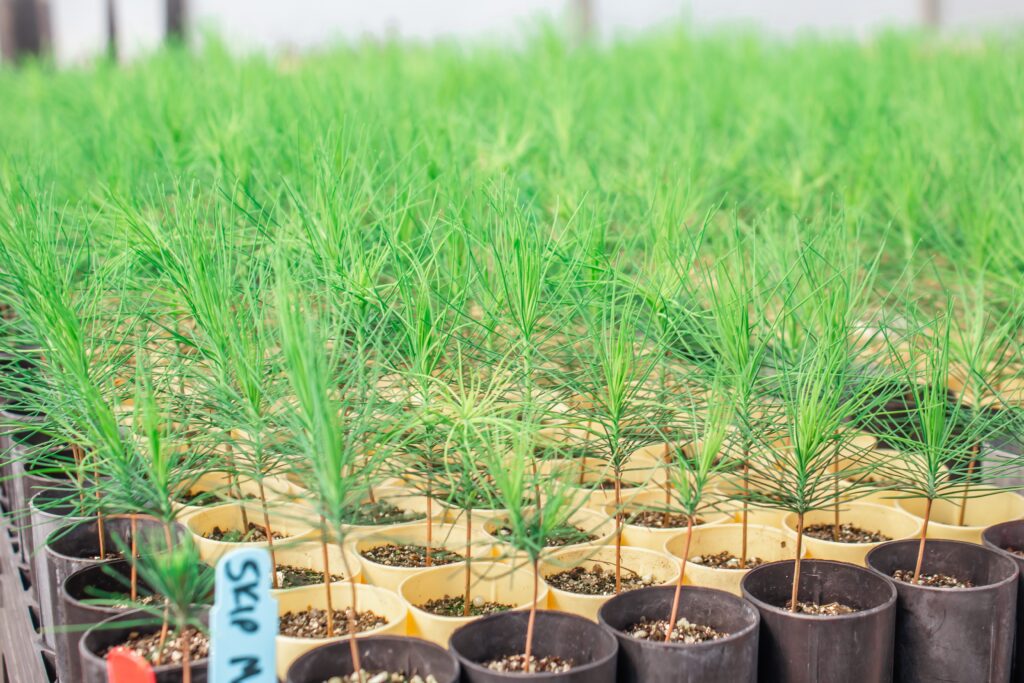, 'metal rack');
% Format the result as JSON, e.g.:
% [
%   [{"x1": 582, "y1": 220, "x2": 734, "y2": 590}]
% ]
[{"x1": 0, "y1": 487, "x2": 52, "y2": 683}]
